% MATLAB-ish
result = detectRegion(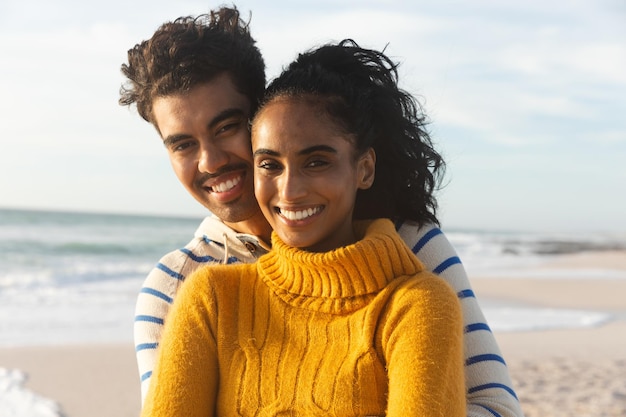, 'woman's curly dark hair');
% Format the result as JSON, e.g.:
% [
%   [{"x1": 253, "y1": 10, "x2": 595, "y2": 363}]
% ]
[
  {"x1": 260, "y1": 39, "x2": 445, "y2": 226},
  {"x1": 119, "y1": 7, "x2": 265, "y2": 125}
]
